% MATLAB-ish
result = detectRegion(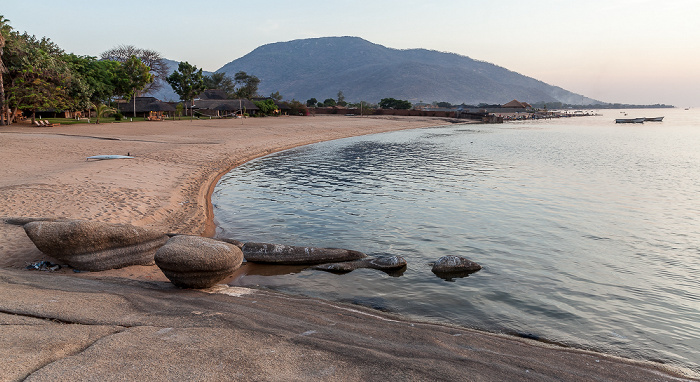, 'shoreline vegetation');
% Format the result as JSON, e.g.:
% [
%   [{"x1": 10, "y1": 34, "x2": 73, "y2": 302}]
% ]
[{"x1": 1, "y1": 116, "x2": 696, "y2": 380}]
